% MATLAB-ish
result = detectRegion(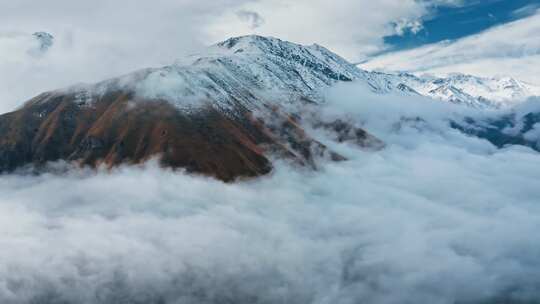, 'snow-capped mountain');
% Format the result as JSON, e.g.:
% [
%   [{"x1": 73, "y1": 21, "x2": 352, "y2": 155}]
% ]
[
  {"x1": 428, "y1": 74, "x2": 540, "y2": 104},
  {"x1": 136, "y1": 35, "x2": 364, "y2": 110},
  {"x1": 68, "y1": 35, "x2": 421, "y2": 112},
  {"x1": 359, "y1": 71, "x2": 540, "y2": 108},
  {"x1": 0, "y1": 35, "x2": 384, "y2": 181}
]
